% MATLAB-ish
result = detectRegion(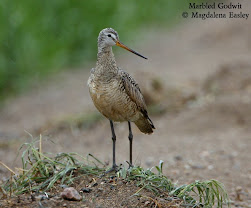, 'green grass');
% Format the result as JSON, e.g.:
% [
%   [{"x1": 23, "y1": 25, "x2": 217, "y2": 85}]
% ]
[
  {"x1": 0, "y1": 0, "x2": 190, "y2": 100},
  {"x1": 118, "y1": 161, "x2": 230, "y2": 207},
  {"x1": 1, "y1": 139, "x2": 104, "y2": 195},
  {"x1": 1, "y1": 138, "x2": 230, "y2": 207}
]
